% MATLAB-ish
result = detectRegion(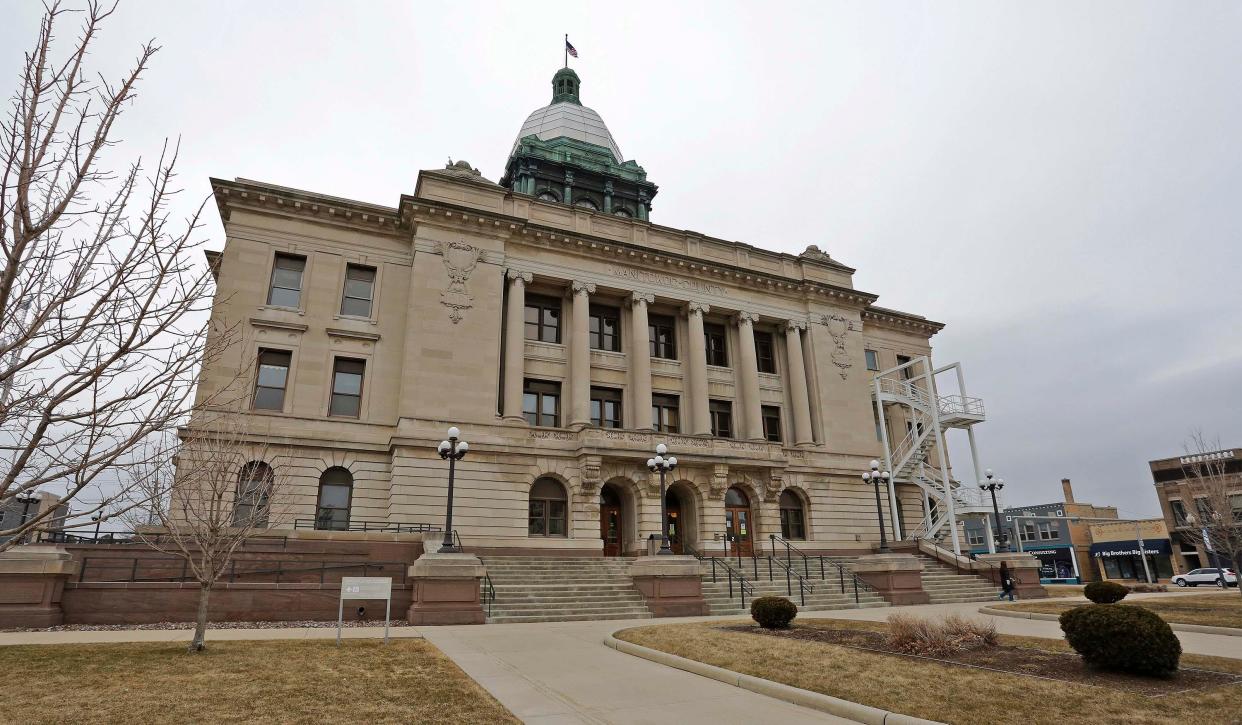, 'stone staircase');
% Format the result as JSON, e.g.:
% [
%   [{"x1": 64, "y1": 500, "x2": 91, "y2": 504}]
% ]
[
  {"x1": 481, "y1": 556, "x2": 653, "y2": 624},
  {"x1": 698, "y1": 558, "x2": 890, "y2": 616},
  {"x1": 911, "y1": 554, "x2": 1003, "y2": 603}
]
